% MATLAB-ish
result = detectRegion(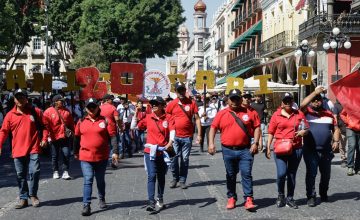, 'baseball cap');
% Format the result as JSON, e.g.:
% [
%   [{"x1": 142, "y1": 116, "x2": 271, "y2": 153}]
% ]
[
  {"x1": 14, "y1": 89, "x2": 28, "y2": 97},
  {"x1": 52, "y1": 94, "x2": 64, "y2": 103},
  {"x1": 174, "y1": 82, "x2": 186, "y2": 91},
  {"x1": 228, "y1": 89, "x2": 242, "y2": 99},
  {"x1": 113, "y1": 98, "x2": 120, "y2": 103},
  {"x1": 243, "y1": 91, "x2": 253, "y2": 98},
  {"x1": 149, "y1": 96, "x2": 166, "y2": 105},
  {"x1": 102, "y1": 94, "x2": 114, "y2": 100},
  {"x1": 282, "y1": 93, "x2": 294, "y2": 101},
  {"x1": 312, "y1": 94, "x2": 323, "y2": 102},
  {"x1": 85, "y1": 98, "x2": 98, "y2": 108}
]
